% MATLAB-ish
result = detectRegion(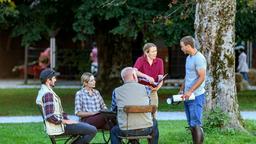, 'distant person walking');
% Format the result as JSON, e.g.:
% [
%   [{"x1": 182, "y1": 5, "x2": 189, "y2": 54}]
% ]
[
  {"x1": 90, "y1": 42, "x2": 98, "y2": 77},
  {"x1": 236, "y1": 45, "x2": 249, "y2": 81}
]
